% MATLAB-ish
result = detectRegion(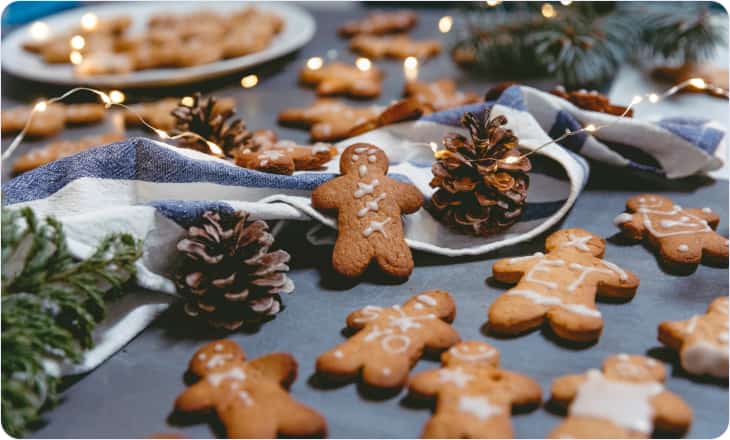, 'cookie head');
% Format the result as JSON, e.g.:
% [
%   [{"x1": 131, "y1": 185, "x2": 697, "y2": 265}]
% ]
[
  {"x1": 442, "y1": 341, "x2": 499, "y2": 367},
  {"x1": 545, "y1": 228, "x2": 605, "y2": 257},
  {"x1": 339, "y1": 143, "x2": 389, "y2": 175},
  {"x1": 626, "y1": 194, "x2": 674, "y2": 212},
  {"x1": 404, "y1": 289, "x2": 457, "y2": 321},
  {"x1": 603, "y1": 354, "x2": 665, "y2": 383},
  {"x1": 189, "y1": 339, "x2": 246, "y2": 376}
]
